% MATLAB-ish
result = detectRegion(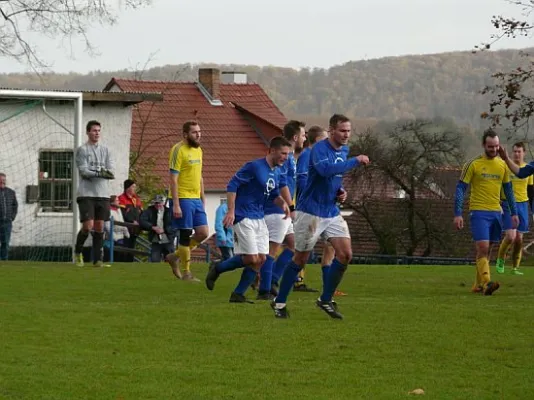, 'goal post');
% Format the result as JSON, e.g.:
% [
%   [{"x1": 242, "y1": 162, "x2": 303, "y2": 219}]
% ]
[{"x1": 0, "y1": 89, "x2": 83, "y2": 262}]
